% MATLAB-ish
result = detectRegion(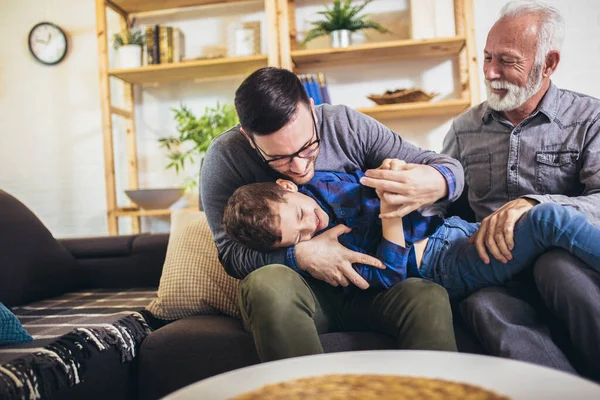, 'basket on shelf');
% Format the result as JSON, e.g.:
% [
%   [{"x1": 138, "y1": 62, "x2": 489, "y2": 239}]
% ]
[{"x1": 367, "y1": 89, "x2": 438, "y2": 105}]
